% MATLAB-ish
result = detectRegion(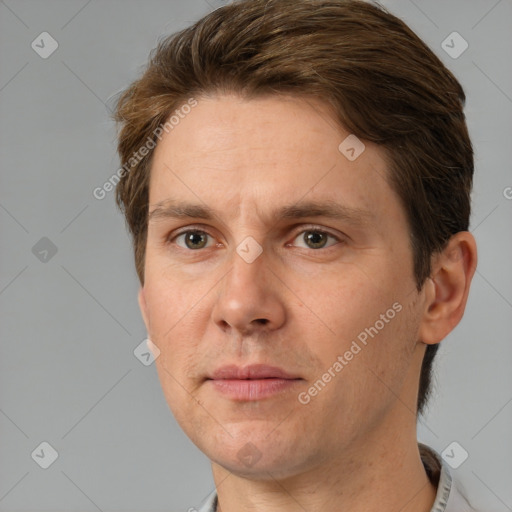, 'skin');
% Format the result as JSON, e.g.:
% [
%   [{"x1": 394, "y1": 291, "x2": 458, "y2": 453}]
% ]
[{"x1": 138, "y1": 93, "x2": 477, "y2": 512}]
